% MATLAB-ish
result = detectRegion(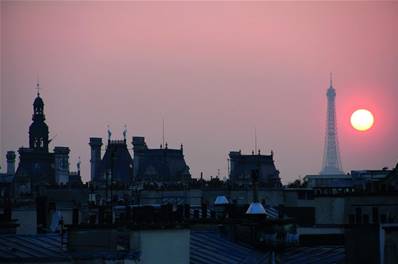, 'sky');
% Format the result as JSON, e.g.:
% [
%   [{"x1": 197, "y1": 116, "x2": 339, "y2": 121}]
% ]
[{"x1": 1, "y1": 1, "x2": 398, "y2": 184}]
